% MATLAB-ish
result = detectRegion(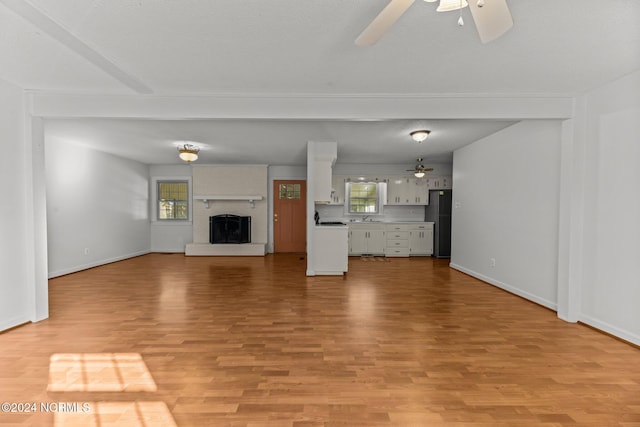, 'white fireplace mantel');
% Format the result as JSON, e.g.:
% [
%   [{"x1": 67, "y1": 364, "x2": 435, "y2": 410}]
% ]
[{"x1": 194, "y1": 195, "x2": 263, "y2": 208}]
